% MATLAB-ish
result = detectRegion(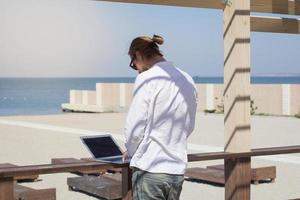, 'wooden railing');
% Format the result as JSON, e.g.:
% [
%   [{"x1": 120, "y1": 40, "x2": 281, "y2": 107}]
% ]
[
  {"x1": 1, "y1": 145, "x2": 300, "y2": 200},
  {"x1": 188, "y1": 145, "x2": 300, "y2": 161},
  {"x1": 0, "y1": 162, "x2": 132, "y2": 200}
]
